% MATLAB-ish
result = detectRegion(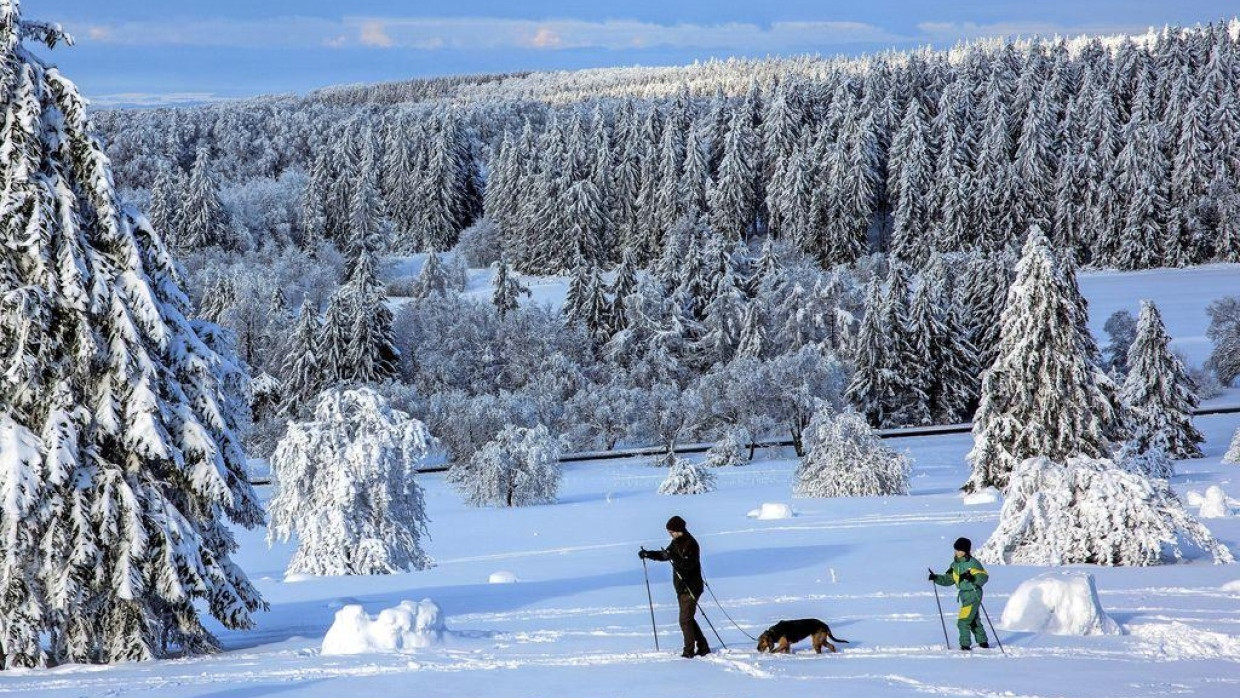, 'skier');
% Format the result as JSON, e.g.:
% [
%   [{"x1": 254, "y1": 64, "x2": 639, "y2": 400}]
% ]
[
  {"x1": 638, "y1": 515, "x2": 711, "y2": 658},
  {"x1": 928, "y1": 537, "x2": 990, "y2": 650}
]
